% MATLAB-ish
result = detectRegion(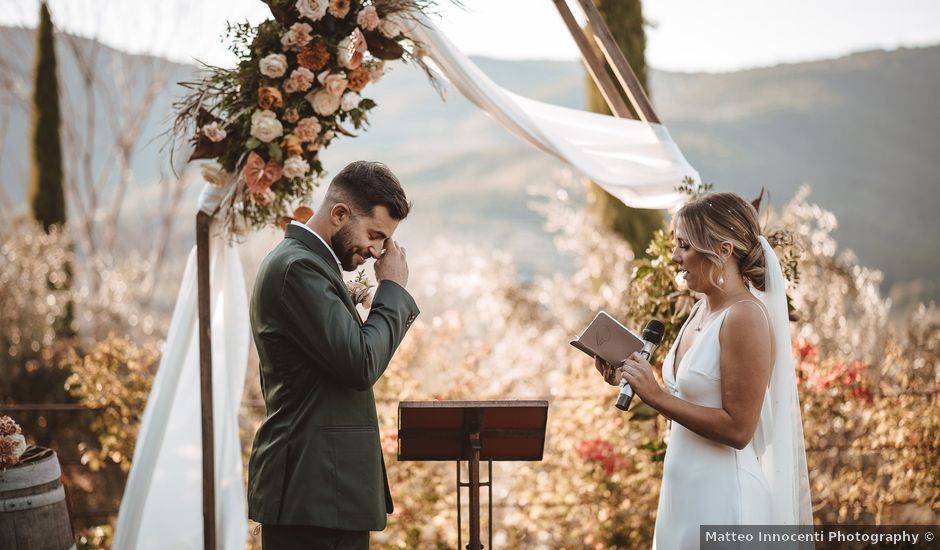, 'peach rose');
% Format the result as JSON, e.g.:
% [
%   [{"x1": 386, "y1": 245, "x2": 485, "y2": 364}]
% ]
[
  {"x1": 318, "y1": 72, "x2": 348, "y2": 96},
  {"x1": 280, "y1": 22, "x2": 313, "y2": 51},
  {"x1": 281, "y1": 134, "x2": 304, "y2": 157},
  {"x1": 356, "y1": 6, "x2": 379, "y2": 31},
  {"x1": 258, "y1": 86, "x2": 284, "y2": 110},
  {"x1": 283, "y1": 67, "x2": 315, "y2": 94},
  {"x1": 294, "y1": 117, "x2": 322, "y2": 142}
]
